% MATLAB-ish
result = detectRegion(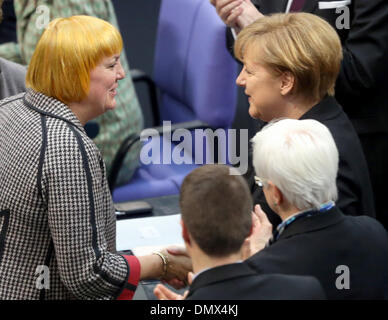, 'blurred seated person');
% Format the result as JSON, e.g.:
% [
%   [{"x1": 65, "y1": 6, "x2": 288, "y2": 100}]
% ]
[
  {"x1": 0, "y1": 56, "x2": 25, "y2": 99},
  {"x1": 0, "y1": 0, "x2": 143, "y2": 185},
  {"x1": 0, "y1": 0, "x2": 25, "y2": 99},
  {"x1": 0, "y1": 0, "x2": 17, "y2": 44},
  {"x1": 234, "y1": 12, "x2": 375, "y2": 227},
  {"x1": 154, "y1": 164, "x2": 326, "y2": 300},
  {"x1": 245, "y1": 119, "x2": 388, "y2": 300},
  {"x1": 0, "y1": 15, "x2": 190, "y2": 300}
]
